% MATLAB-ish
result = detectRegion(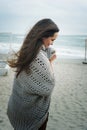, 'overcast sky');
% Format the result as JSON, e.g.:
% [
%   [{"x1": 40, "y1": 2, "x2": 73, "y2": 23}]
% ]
[{"x1": 0, "y1": 0, "x2": 87, "y2": 35}]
